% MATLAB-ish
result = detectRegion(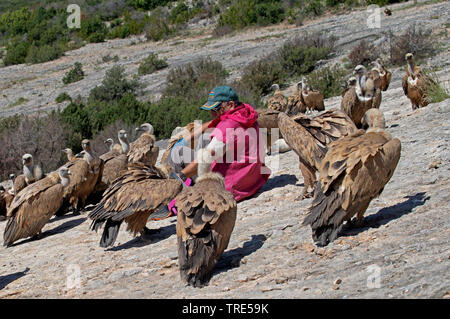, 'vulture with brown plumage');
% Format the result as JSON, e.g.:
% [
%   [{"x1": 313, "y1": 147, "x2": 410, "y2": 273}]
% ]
[
  {"x1": 89, "y1": 163, "x2": 183, "y2": 248},
  {"x1": 62, "y1": 148, "x2": 76, "y2": 162},
  {"x1": 299, "y1": 78, "x2": 325, "y2": 114},
  {"x1": 341, "y1": 65, "x2": 382, "y2": 128},
  {"x1": 61, "y1": 139, "x2": 104, "y2": 214},
  {"x1": 370, "y1": 58, "x2": 391, "y2": 91},
  {"x1": 128, "y1": 123, "x2": 159, "y2": 166},
  {"x1": 267, "y1": 84, "x2": 288, "y2": 112},
  {"x1": 278, "y1": 109, "x2": 358, "y2": 199},
  {"x1": 302, "y1": 110, "x2": 401, "y2": 246},
  {"x1": 341, "y1": 77, "x2": 357, "y2": 98},
  {"x1": 3, "y1": 167, "x2": 72, "y2": 247},
  {"x1": 14, "y1": 154, "x2": 44, "y2": 194},
  {"x1": 256, "y1": 108, "x2": 283, "y2": 155},
  {"x1": 286, "y1": 81, "x2": 307, "y2": 116},
  {"x1": 176, "y1": 149, "x2": 237, "y2": 287},
  {"x1": 94, "y1": 130, "x2": 130, "y2": 193},
  {"x1": 402, "y1": 53, "x2": 430, "y2": 110}
]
